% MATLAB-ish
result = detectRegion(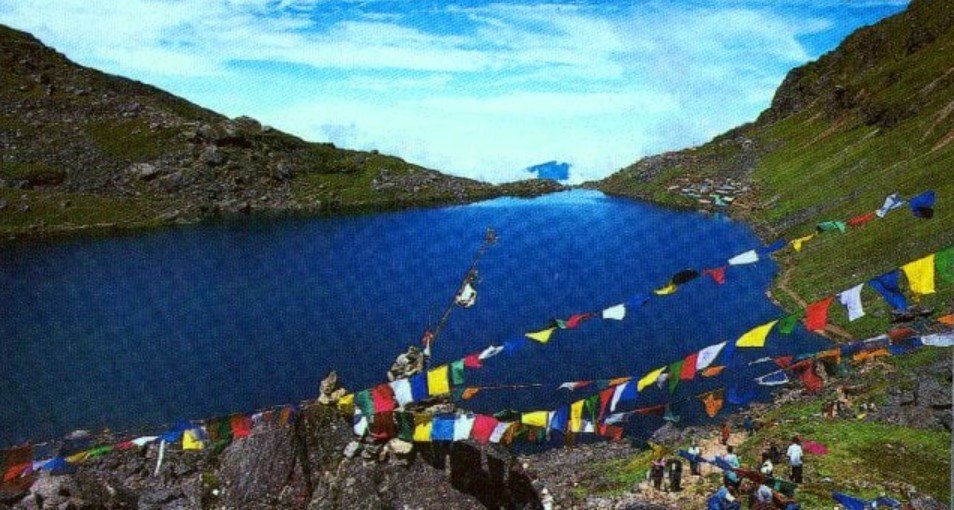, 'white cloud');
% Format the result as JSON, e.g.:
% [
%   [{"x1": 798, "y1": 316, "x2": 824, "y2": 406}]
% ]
[{"x1": 0, "y1": 0, "x2": 882, "y2": 182}]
